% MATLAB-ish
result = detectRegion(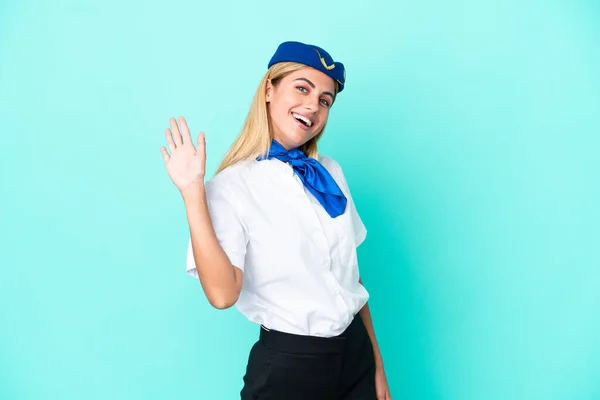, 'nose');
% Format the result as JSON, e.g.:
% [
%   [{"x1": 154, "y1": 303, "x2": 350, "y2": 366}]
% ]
[{"x1": 304, "y1": 95, "x2": 320, "y2": 113}]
